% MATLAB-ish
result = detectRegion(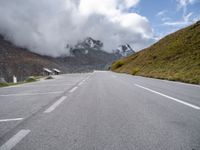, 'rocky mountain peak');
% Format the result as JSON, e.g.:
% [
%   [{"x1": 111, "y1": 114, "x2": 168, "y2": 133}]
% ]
[
  {"x1": 75, "y1": 37, "x2": 103, "y2": 50},
  {"x1": 113, "y1": 44, "x2": 135, "y2": 57}
]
